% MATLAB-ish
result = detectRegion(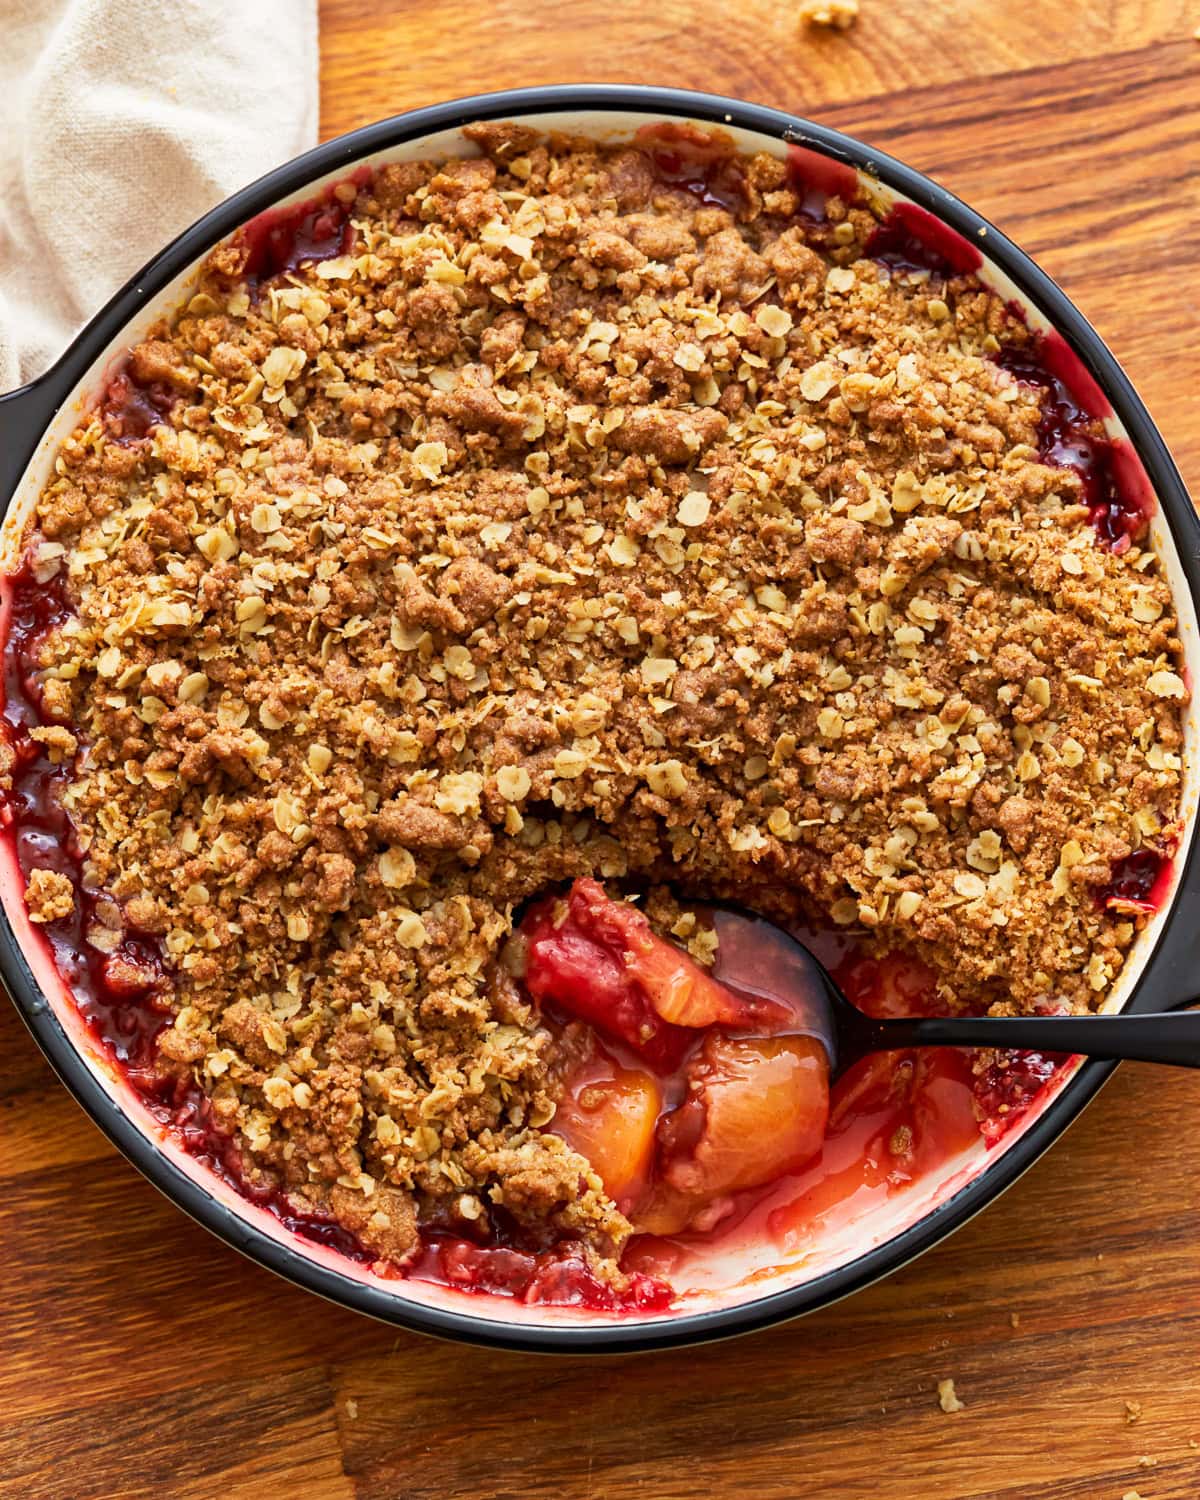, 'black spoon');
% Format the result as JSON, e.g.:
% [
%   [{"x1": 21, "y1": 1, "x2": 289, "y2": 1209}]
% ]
[{"x1": 706, "y1": 905, "x2": 1200, "y2": 1079}]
